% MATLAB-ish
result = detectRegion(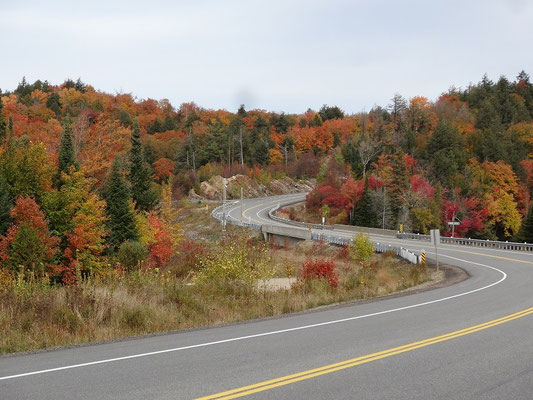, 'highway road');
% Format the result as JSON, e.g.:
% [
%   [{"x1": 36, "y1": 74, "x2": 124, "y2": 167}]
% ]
[{"x1": 2, "y1": 193, "x2": 533, "y2": 399}]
